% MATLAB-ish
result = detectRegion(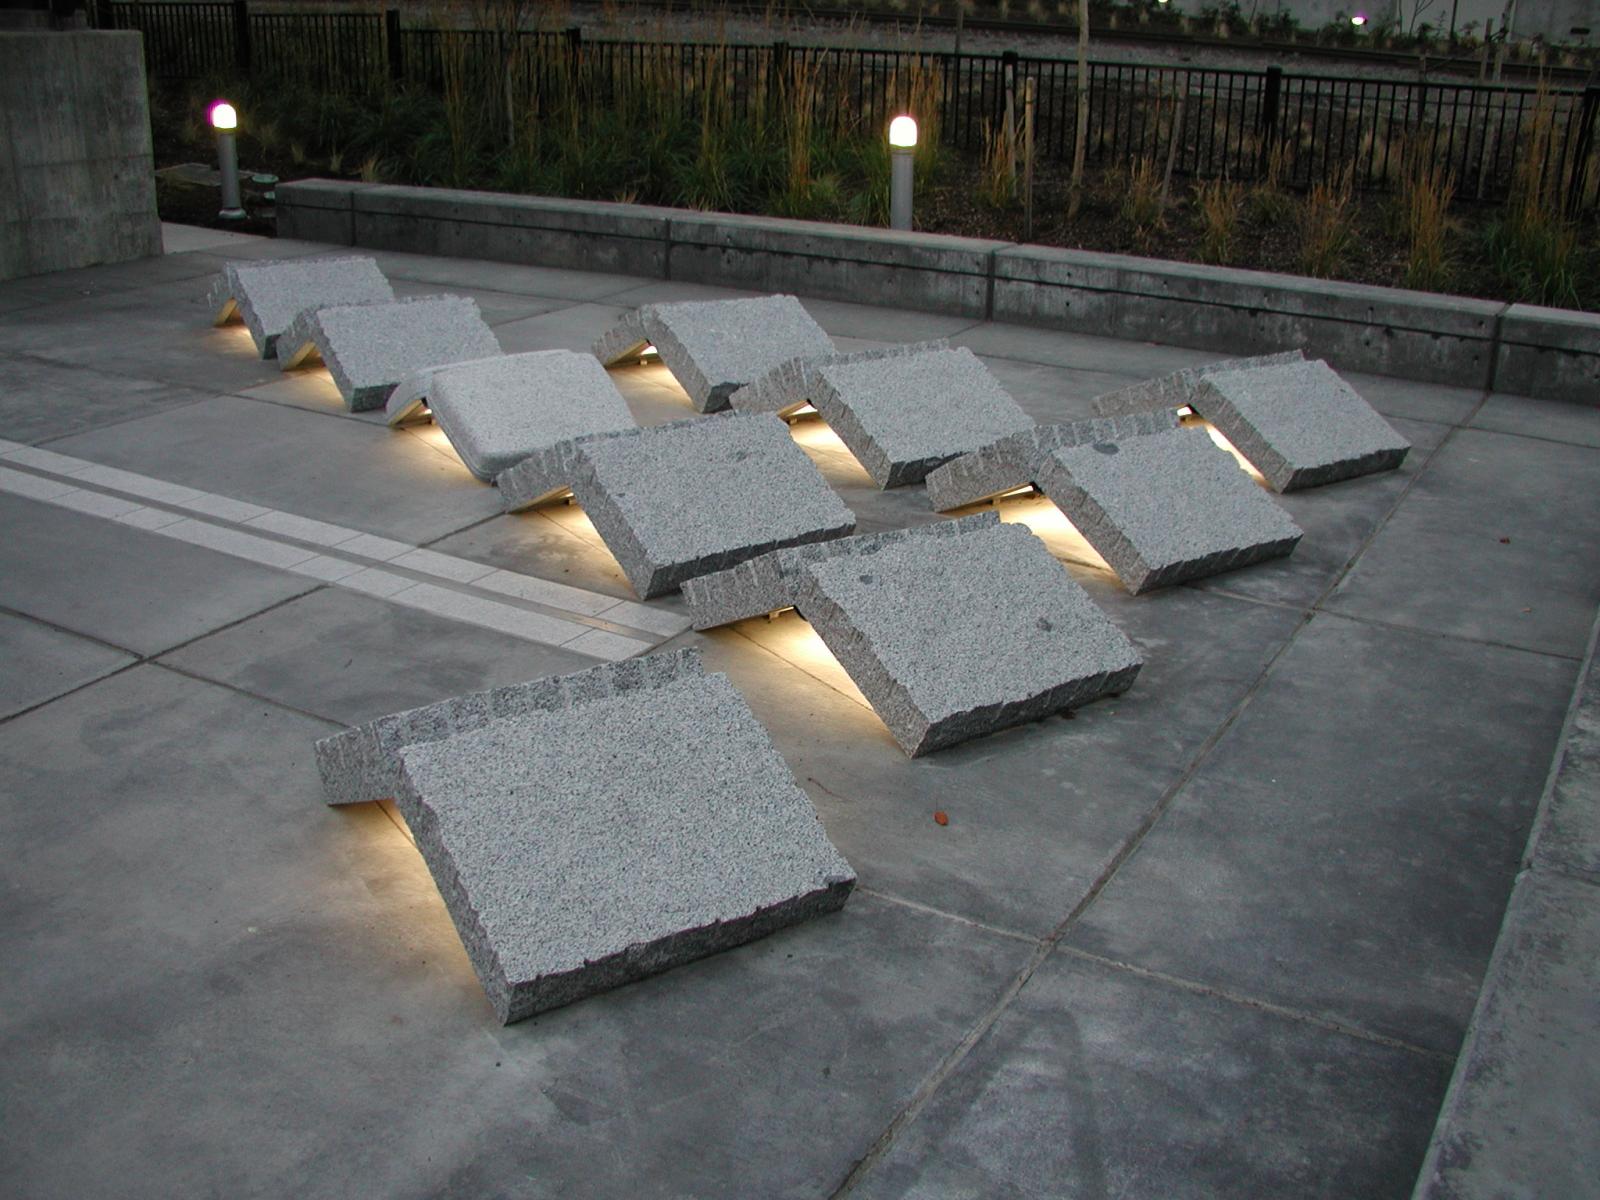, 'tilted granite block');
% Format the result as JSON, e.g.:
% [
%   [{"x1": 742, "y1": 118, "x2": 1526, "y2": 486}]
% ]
[
  {"x1": 790, "y1": 519, "x2": 1142, "y2": 756},
  {"x1": 809, "y1": 345, "x2": 1035, "y2": 488},
  {"x1": 208, "y1": 255, "x2": 393, "y2": 358},
  {"x1": 393, "y1": 665, "x2": 856, "y2": 1023},
  {"x1": 380, "y1": 350, "x2": 636, "y2": 481},
  {"x1": 684, "y1": 512, "x2": 1001, "y2": 629},
  {"x1": 728, "y1": 340, "x2": 948, "y2": 416},
  {"x1": 924, "y1": 409, "x2": 1183, "y2": 512},
  {"x1": 1190, "y1": 359, "x2": 1411, "y2": 491},
  {"x1": 1033, "y1": 426, "x2": 1303, "y2": 593},
  {"x1": 593, "y1": 295, "x2": 836, "y2": 412},
  {"x1": 277, "y1": 295, "x2": 502, "y2": 411},
  {"x1": 1089, "y1": 350, "x2": 1307, "y2": 417},
  {"x1": 496, "y1": 411, "x2": 857, "y2": 598},
  {"x1": 315, "y1": 648, "x2": 703, "y2": 807}
]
